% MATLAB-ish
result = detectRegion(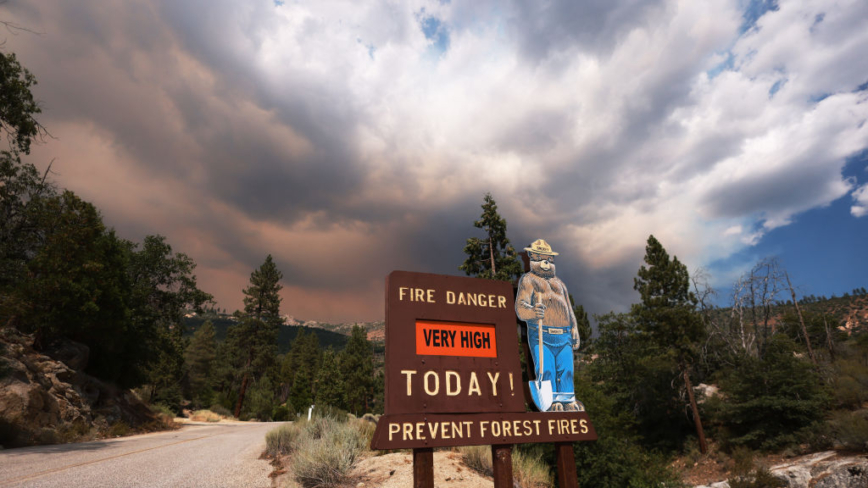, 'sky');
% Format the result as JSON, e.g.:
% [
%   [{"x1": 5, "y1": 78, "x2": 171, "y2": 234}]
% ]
[{"x1": 3, "y1": 0, "x2": 867, "y2": 323}]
